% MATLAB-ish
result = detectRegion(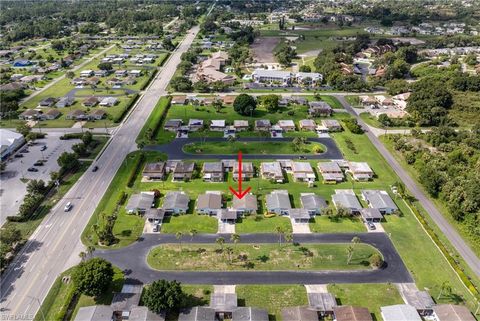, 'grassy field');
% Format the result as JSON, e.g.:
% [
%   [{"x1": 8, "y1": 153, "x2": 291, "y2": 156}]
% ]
[
  {"x1": 328, "y1": 283, "x2": 403, "y2": 320},
  {"x1": 236, "y1": 215, "x2": 293, "y2": 234},
  {"x1": 160, "y1": 213, "x2": 218, "y2": 234},
  {"x1": 148, "y1": 243, "x2": 380, "y2": 271},
  {"x1": 236, "y1": 285, "x2": 308, "y2": 321},
  {"x1": 309, "y1": 216, "x2": 366, "y2": 233},
  {"x1": 183, "y1": 141, "x2": 325, "y2": 155}
]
